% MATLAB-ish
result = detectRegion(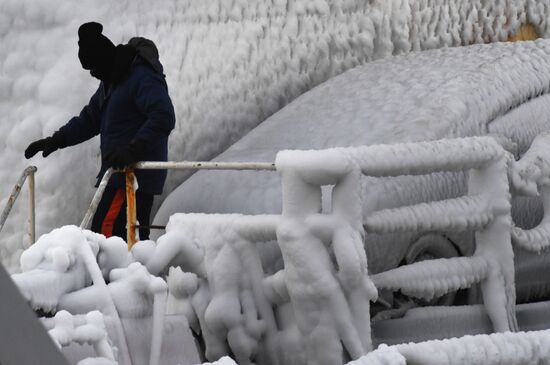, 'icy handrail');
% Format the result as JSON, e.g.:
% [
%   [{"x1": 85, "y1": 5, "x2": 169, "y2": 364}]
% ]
[
  {"x1": 364, "y1": 195, "x2": 493, "y2": 234},
  {"x1": 134, "y1": 160, "x2": 276, "y2": 171},
  {"x1": 0, "y1": 165, "x2": 37, "y2": 245},
  {"x1": 371, "y1": 256, "x2": 489, "y2": 300},
  {"x1": 277, "y1": 136, "x2": 517, "y2": 335},
  {"x1": 275, "y1": 136, "x2": 503, "y2": 183},
  {"x1": 81, "y1": 168, "x2": 115, "y2": 230},
  {"x1": 81, "y1": 162, "x2": 277, "y2": 246},
  {"x1": 347, "y1": 329, "x2": 550, "y2": 365}
]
